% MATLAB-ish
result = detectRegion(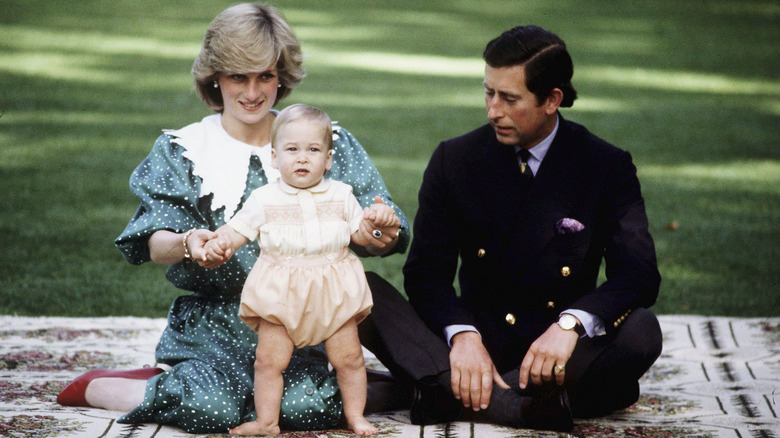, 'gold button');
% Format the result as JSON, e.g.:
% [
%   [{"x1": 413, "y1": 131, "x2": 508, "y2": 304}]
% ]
[
  {"x1": 505, "y1": 313, "x2": 516, "y2": 325},
  {"x1": 547, "y1": 301, "x2": 555, "y2": 309},
  {"x1": 561, "y1": 266, "x2": 571, "y2": 277},
  {"x1": 477, "y1": 249, "x2": 486, "y2": 258}
]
